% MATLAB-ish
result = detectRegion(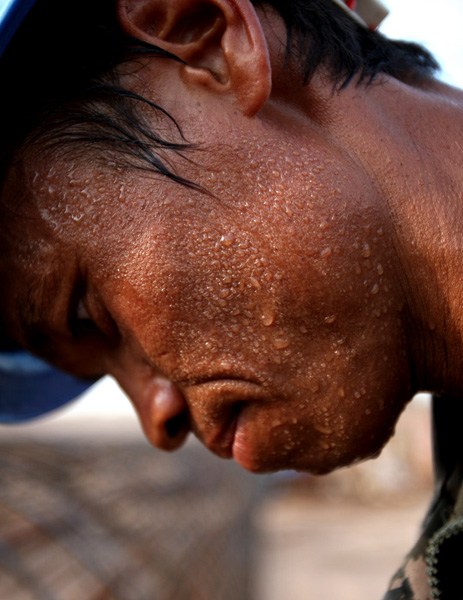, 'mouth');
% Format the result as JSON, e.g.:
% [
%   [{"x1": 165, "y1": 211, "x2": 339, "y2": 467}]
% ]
[
  {"x1": 184, "y1": 377, "x2": 264, "y2": 460},
  {"x1": 206, "y1": 402, "x2": 243, "y2": 459}
]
